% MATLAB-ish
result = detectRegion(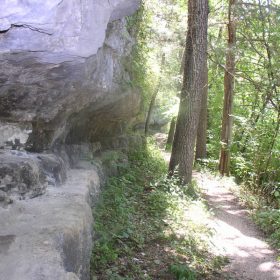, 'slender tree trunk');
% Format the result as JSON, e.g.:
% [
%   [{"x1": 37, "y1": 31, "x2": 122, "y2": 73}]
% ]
[
  {"x1": 219, "y1": 0, "x2": 236, "y2": 176},
  {"x1": 165, "y1": 117, "x2": 176, "y2": 150},
  {"x1": 195, "y1": 65, "x2": 208, "y2": 160},
  {"x1": 144, "y1": 54, "x2": 165, "y2": 136},
  {"x1": 169, "y1": 0, "x2": 209, "y2": 184},
  {"x1": 144, "y1": 89, "x2": 159, "y2": 136}
]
